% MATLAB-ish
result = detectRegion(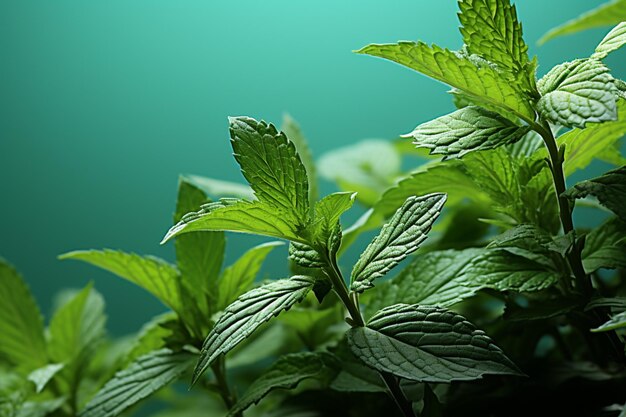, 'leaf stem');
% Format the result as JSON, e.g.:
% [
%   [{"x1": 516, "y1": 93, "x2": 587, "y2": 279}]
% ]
[{"x1": 210, "y1": 356, "x2": 241, "y2": 417}]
